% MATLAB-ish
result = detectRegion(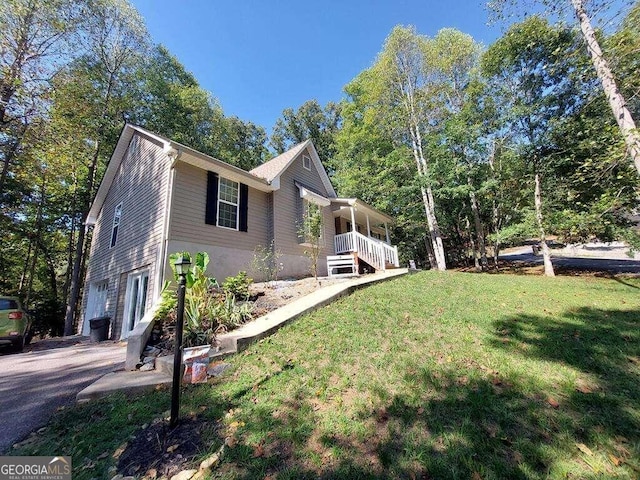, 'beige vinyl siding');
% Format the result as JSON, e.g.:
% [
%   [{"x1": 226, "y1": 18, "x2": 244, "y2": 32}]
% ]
[
  {"x1": 168, "y1": 162, "x2": 270, "y2": 278},
  {"x1": 82, "y1": 133, "x2": 171, "y2": 337},
  {"x1": 273, "y1": 148, "x2": 335, "y2": 277}
]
